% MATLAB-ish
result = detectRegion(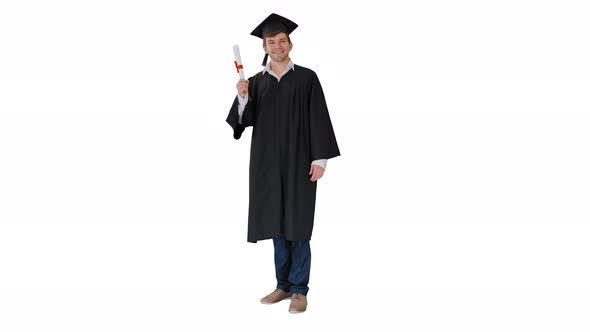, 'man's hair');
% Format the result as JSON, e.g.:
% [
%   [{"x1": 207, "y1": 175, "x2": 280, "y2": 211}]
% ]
[{"x1": 263, "y1": 31, "x2": 292, "y2": 47}]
